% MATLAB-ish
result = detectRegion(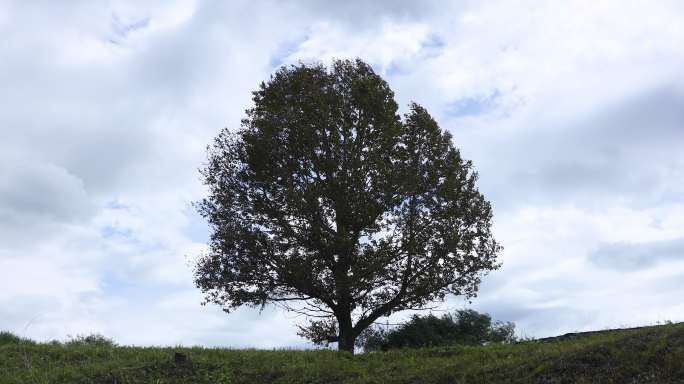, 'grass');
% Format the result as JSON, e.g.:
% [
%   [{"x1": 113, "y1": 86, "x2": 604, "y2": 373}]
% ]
[{"x1": 1, "y1": 323, "x2": 684, "y2": 383}]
